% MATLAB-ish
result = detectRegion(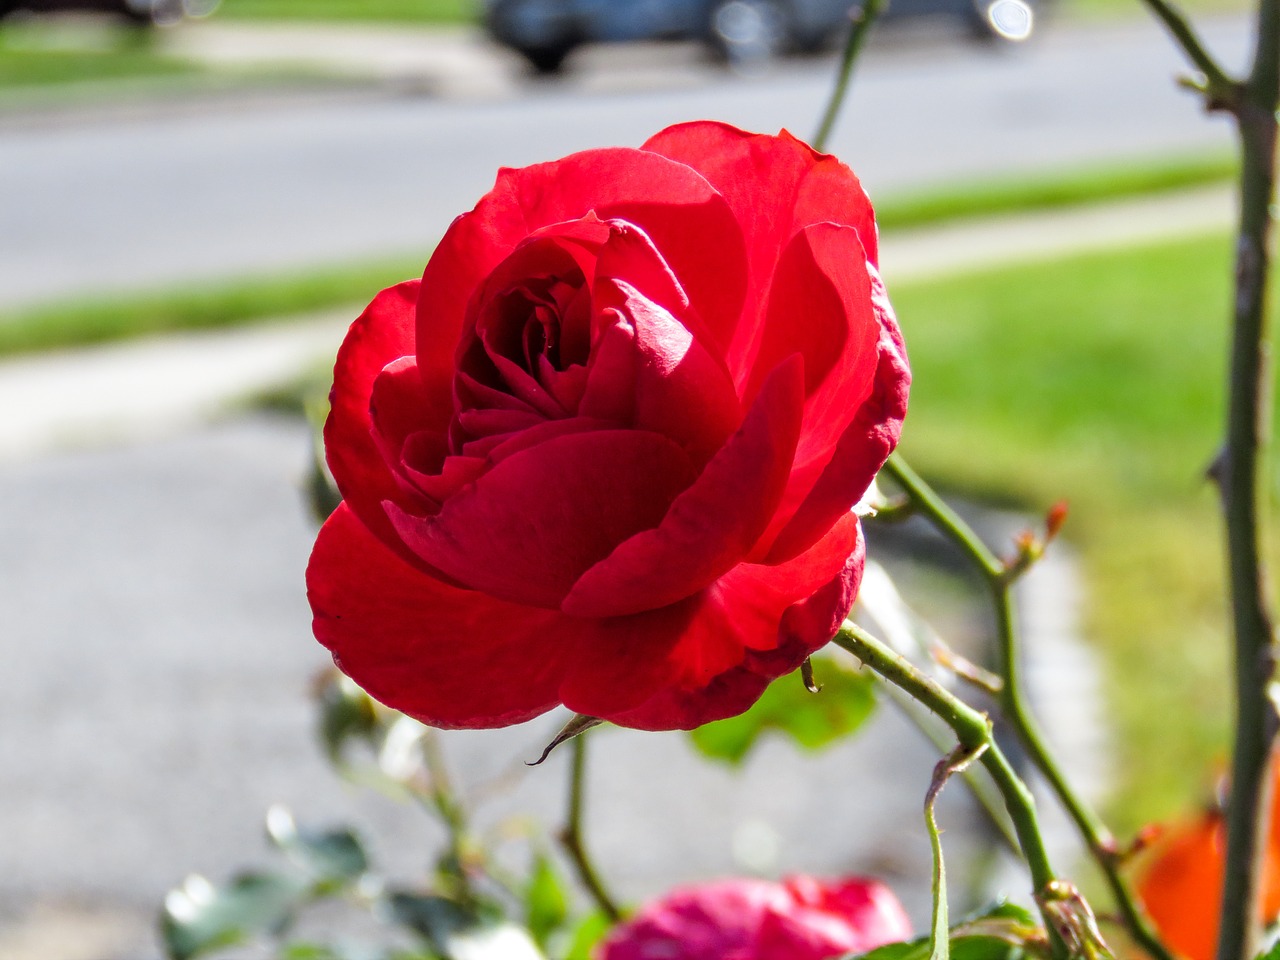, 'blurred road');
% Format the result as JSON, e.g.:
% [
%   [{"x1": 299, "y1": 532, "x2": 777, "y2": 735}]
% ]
[{"x1": 0, "y1": 14, "x2": 1252, "y2": 310}]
